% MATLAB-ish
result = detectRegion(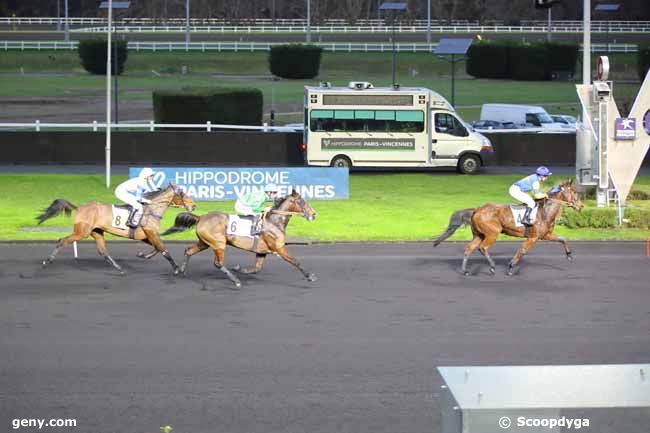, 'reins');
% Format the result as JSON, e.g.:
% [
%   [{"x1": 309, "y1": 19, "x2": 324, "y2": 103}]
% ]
[{"x1": 270, "y1": 210, "x2": 304, "y2": 216}]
